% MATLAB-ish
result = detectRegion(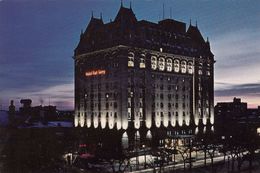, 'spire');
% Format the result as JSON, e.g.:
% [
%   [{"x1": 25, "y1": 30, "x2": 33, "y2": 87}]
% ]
[
  {"x1": 196, "y1": 20, "x2": 198, "y2": 27},
  {"x1": 91, "y1": 11, "x2": 93, "y2": 18},
  {"x1": 207, "y1": 37, "x2": 209, "y2": 42},
  {"x1": 100, "y1": 12, "x2": 103, "y2": 21},
  {"x1": 130, "y1": 1, "x2": 132, "y2": 9},
  {"x1": 121, "y1": 0, "x2": 123, "y2": 7},
  {"x1": 170, "y1": 7, "x2": 172, "y2": 19},
  {"x1": 189, "y1": 18, "x2": 191, "y2": 26},
  {"x1": 114, "y1": 3, "x2": 137, "y2": 23},
  {"x1": 163, "y1": 3, "x2": 165, "y2": 20}
]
